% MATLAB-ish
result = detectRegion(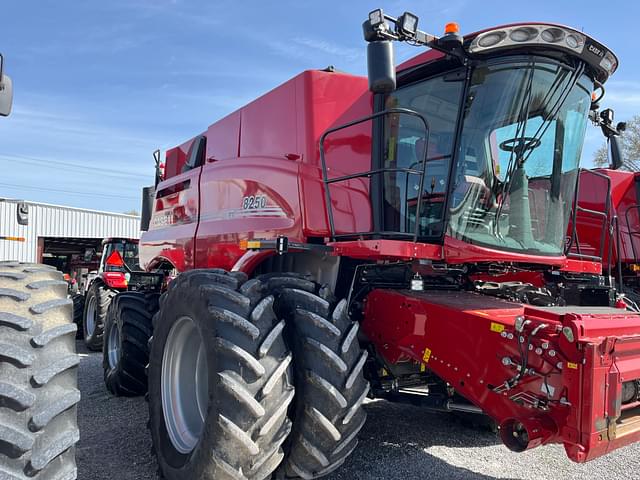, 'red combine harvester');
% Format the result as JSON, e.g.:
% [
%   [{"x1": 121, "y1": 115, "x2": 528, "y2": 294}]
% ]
[
  {"x1": 572, "y1": 165, "x2": 640, "y2": 305},
  {"x1": 100, "y1": 9, "x2": 640, "y2": 480}
]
